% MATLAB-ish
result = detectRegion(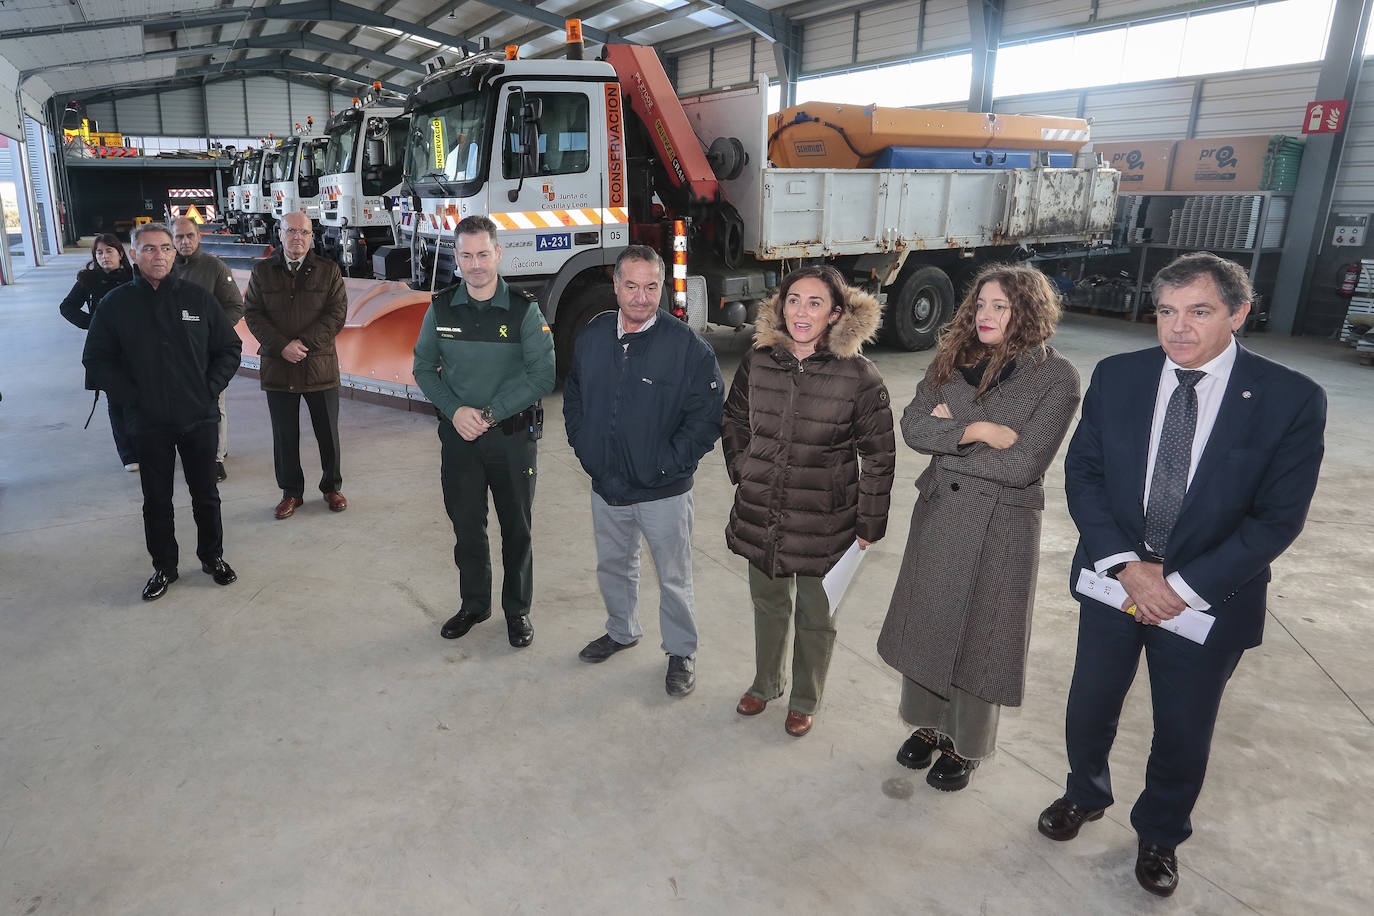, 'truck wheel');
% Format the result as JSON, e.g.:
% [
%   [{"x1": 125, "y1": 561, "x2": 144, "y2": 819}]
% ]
[
  {"x1": 884, "y1": 265, "x2": 955, "y2": 351},
  {"x1": 555, "y1": 284, "x2": 613, "y2": 385}
]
